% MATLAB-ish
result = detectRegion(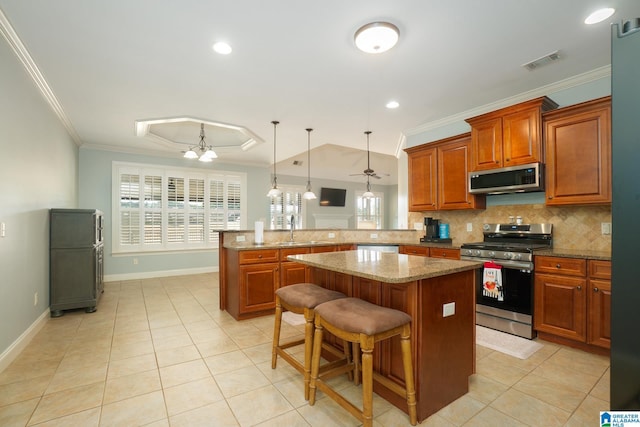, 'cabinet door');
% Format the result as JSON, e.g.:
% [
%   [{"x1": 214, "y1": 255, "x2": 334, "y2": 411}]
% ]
[
  {"x1": 588, "y1": 279, "x2": 611, "y2": 349},
  {"x1": 534, "y1": 273, "x2": 586, "y2": 341},
  {"x1": 502, "y1": 107, "x2": 541, "y2": 166},
  {"x1": 238, "y1": 263, "x2": 278, "y2": 314},
  {"x1": 280, "y1": 262, "x2": 308, "y2": 287},
  {"x1": 407, "y1": 146, "x2": 437, "y2": 211},
  {"x1": 429, "y1": 248, "x2": 460, "y2": 260},
  {"x1": 544, "y1": 97, "x2": 611, "y2": 205},
  {"x1": 438, "y1": 136, "x2": 484, "y2": 210},
  {"x1": 470, "y1": 117, "x2": 503, "y2": 171}
]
